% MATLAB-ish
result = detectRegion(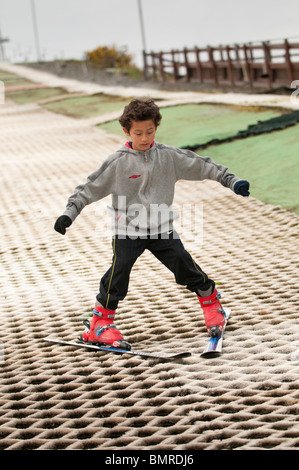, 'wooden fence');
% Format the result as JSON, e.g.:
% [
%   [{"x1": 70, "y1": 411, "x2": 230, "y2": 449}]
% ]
[{"x1": 143, "y1": 38, "x2": 299, "y2": 90}]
